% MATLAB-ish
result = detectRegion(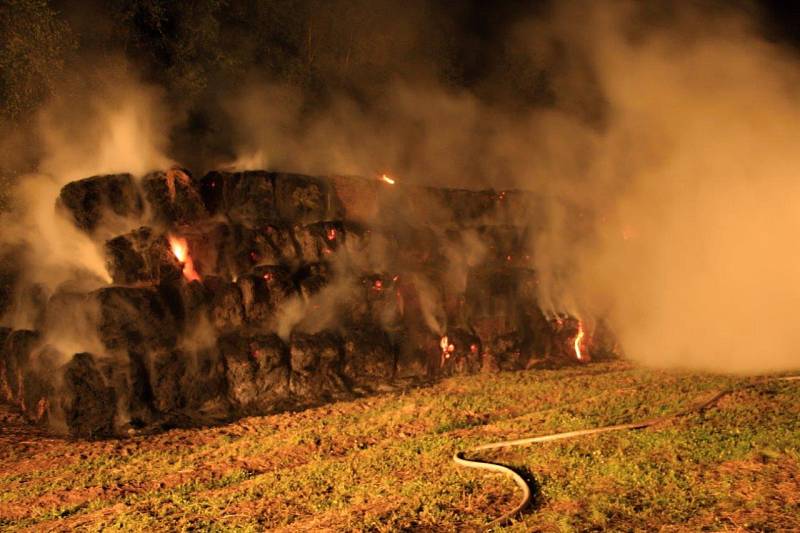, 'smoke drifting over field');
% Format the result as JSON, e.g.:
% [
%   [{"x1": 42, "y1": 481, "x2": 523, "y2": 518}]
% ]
[{"x1": 3, "y1": 0, "x2": 800, "y2": 375}]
